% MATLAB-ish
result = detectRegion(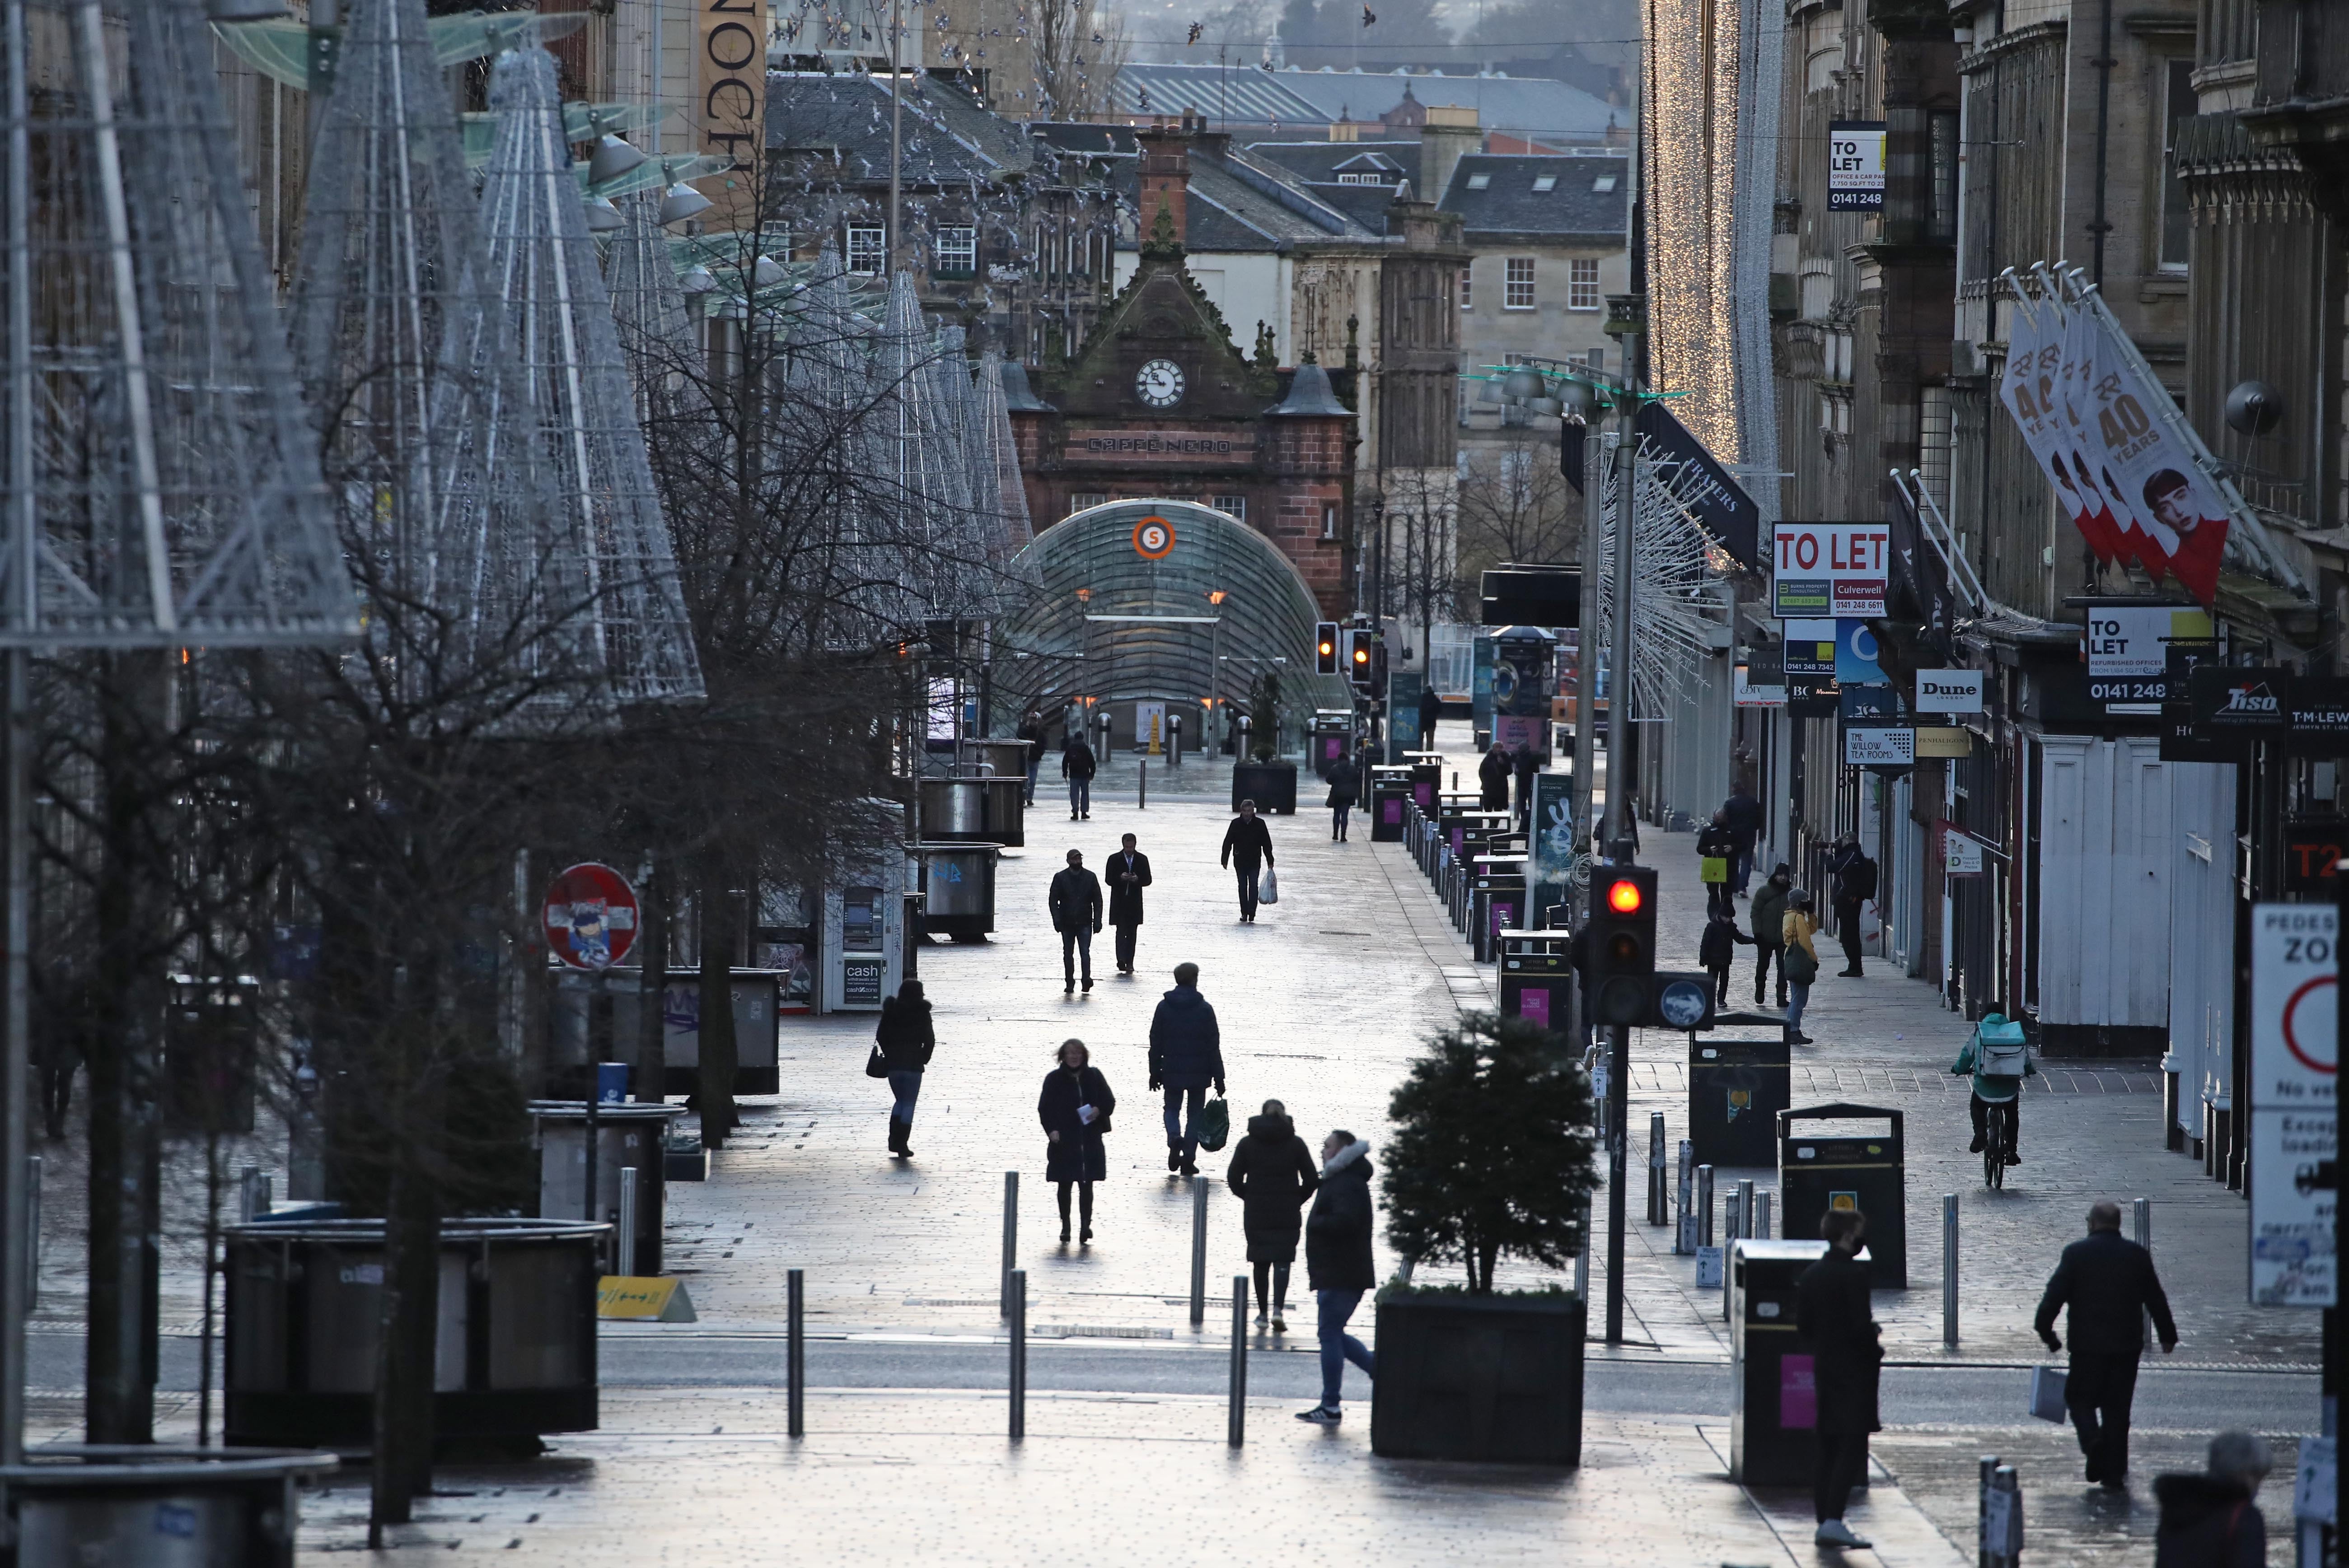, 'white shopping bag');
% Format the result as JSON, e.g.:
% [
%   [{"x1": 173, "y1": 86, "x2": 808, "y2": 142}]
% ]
[
  {"x1": 1258, "y1": 864, "x2": 1279, "y2": 904},
  {"x1": 2028, "y1": 1365, "x2": 2068, "y2": 1422}
]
